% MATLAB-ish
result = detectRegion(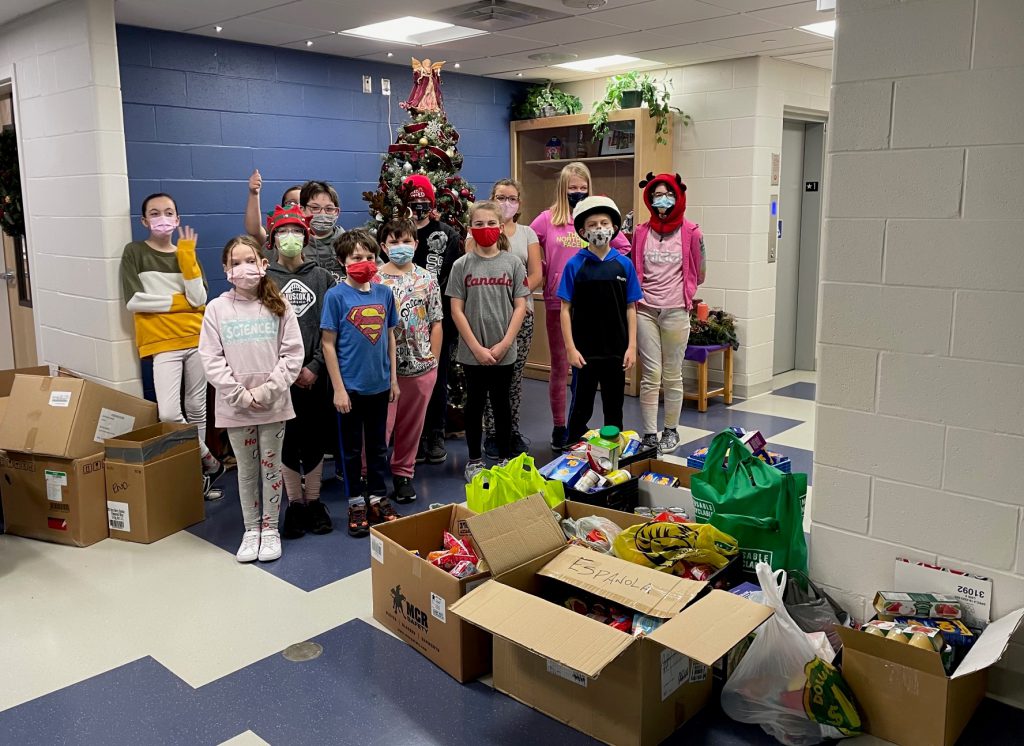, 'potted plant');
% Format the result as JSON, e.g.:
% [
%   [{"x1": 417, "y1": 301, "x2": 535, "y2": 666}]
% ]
[
  {"x1": 512, "y1": 82, "x2": 582, "y2": 120},
  {"x1": 589, "y1": 72, "x2": 690, "y2": 146}
]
